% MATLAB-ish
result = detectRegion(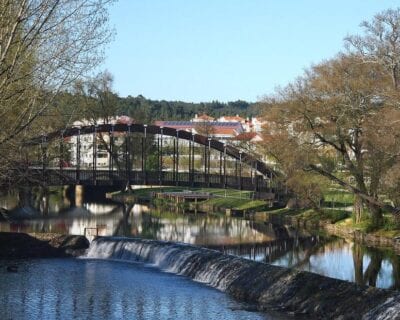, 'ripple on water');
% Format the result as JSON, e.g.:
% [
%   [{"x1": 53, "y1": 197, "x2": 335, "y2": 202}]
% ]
[{"x1": 0, "y1": 258, "x2": 282, "y2": 320}]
